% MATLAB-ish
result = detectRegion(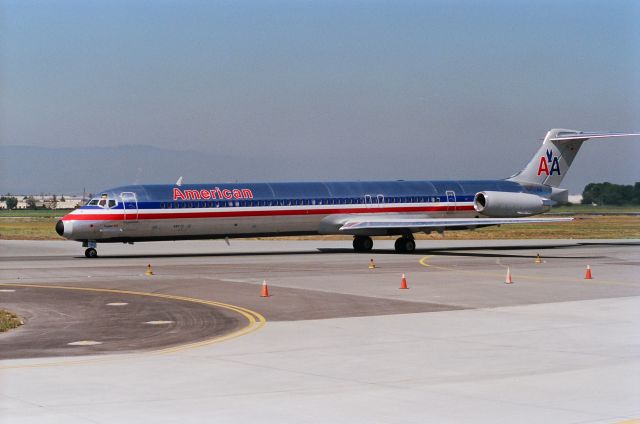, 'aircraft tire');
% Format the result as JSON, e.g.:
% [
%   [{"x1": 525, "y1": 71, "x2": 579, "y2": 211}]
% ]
[
  {"x1": 353, "y1": 236, "x2": 373, "y2": 252},
  {"x1": 85, "y1": 248, "x2": 98, "y2": 258},
  {"x1": 395, "y1": 237, "x2": 415, "y2": 253}
]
